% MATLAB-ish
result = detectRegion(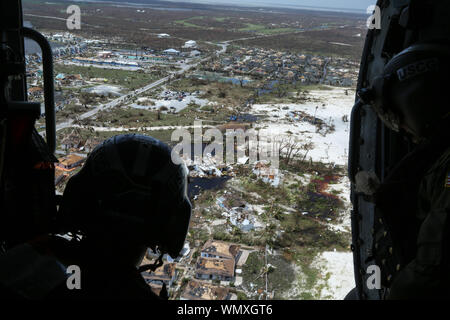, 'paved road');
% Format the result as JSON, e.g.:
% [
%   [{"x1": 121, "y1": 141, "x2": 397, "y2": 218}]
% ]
[
  {"x1": 56, "y1": 75, "x2": 170, "y2": 131},
  {"x1": 54, "y1": 42, "x2": 229, "y2": 133}
]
